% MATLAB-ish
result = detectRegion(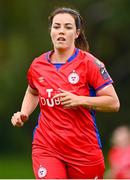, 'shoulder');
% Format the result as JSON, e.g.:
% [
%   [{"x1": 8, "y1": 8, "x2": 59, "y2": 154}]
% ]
[
  {"x1": 27, "y1": 51, "x2": 50, "y2": 76},
  {"x1": 29, "y1": 51, "x2": 51, "y2": 70},
  {"x1": 31, "y1": 51, "x2": 49, "y2": 65},
  {"x1": 78, "y1": 49, "x2": 104, "y2": 67}
]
